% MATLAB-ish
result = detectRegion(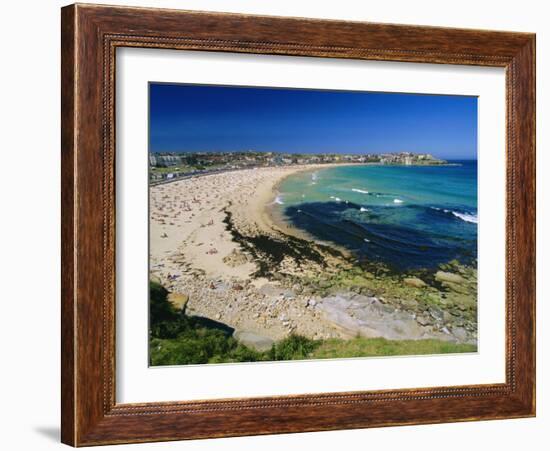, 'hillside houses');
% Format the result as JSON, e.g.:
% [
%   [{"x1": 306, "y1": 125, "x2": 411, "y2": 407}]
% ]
[{"x1": 148, "y1": 150, "x2": 447, "y2": 182}]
